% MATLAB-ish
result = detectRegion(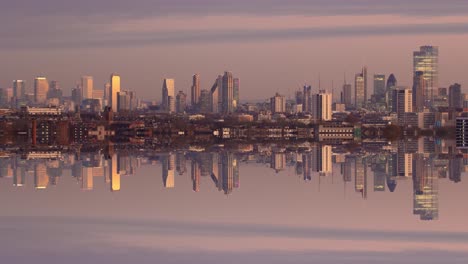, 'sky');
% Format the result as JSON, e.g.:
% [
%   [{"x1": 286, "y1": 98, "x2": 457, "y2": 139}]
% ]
[{"x1": 1, "y1": 0, "x2": 468, "y2": 101}]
